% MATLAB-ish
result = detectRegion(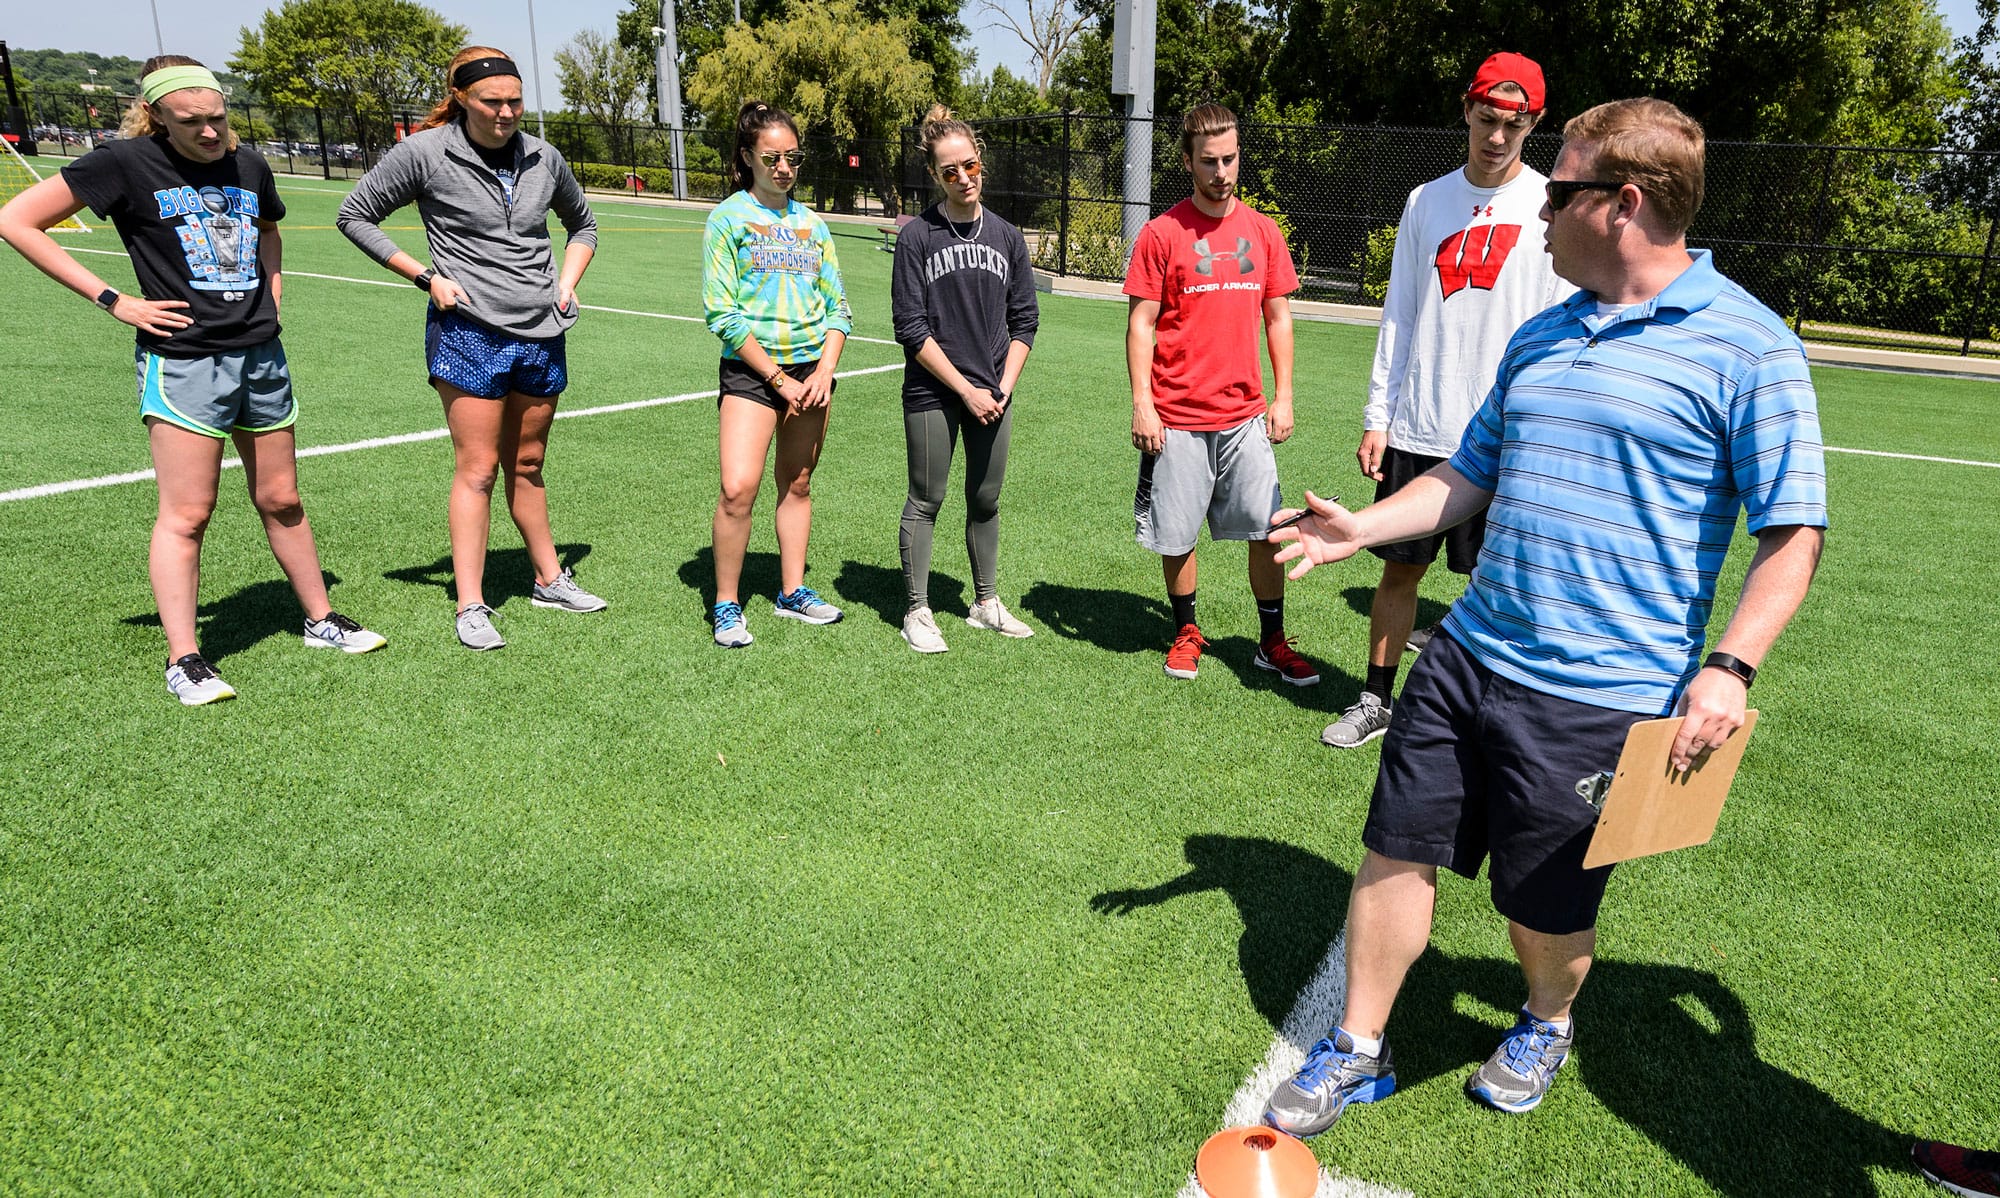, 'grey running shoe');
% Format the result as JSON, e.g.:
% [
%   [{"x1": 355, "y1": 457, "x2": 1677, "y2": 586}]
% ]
[
  {"x1": 165, "y1": 653, "x2": 236, "y2": 706},
  {"x1": 456, "y1": 603, "x2": 505, "y2": 650},
  {"x1": 531, "y1": 567, "x2": 608, "y2": 613},
  {"x1": 773, "y1": 585, "x2": 842, "y2": 624},
  {"x1": 901, "y1": 605, "x2": 949, "y2": 653},
  {"x1": 1262, "y1": 1030, "x2": 1397, "y2": 1138},
  {"x1": 1406, "y1": 622, "x2": 1440, "y2": 654},
  {"x1": 1466, "y1": 1010, "x2": 1573, "y2": 1113},
  {"x1": 1322, "y1": 693, "x2": 1392, "y2": 748},
  {"x1": 713, "y1": 601, "x2": 753, "y2": 648},
  {"x1": 965, "y1": 597, "x2": 1034, "y2": 638},
  {"x1": 303, "y1": 610, "x2": 388, "y2": 653}
]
